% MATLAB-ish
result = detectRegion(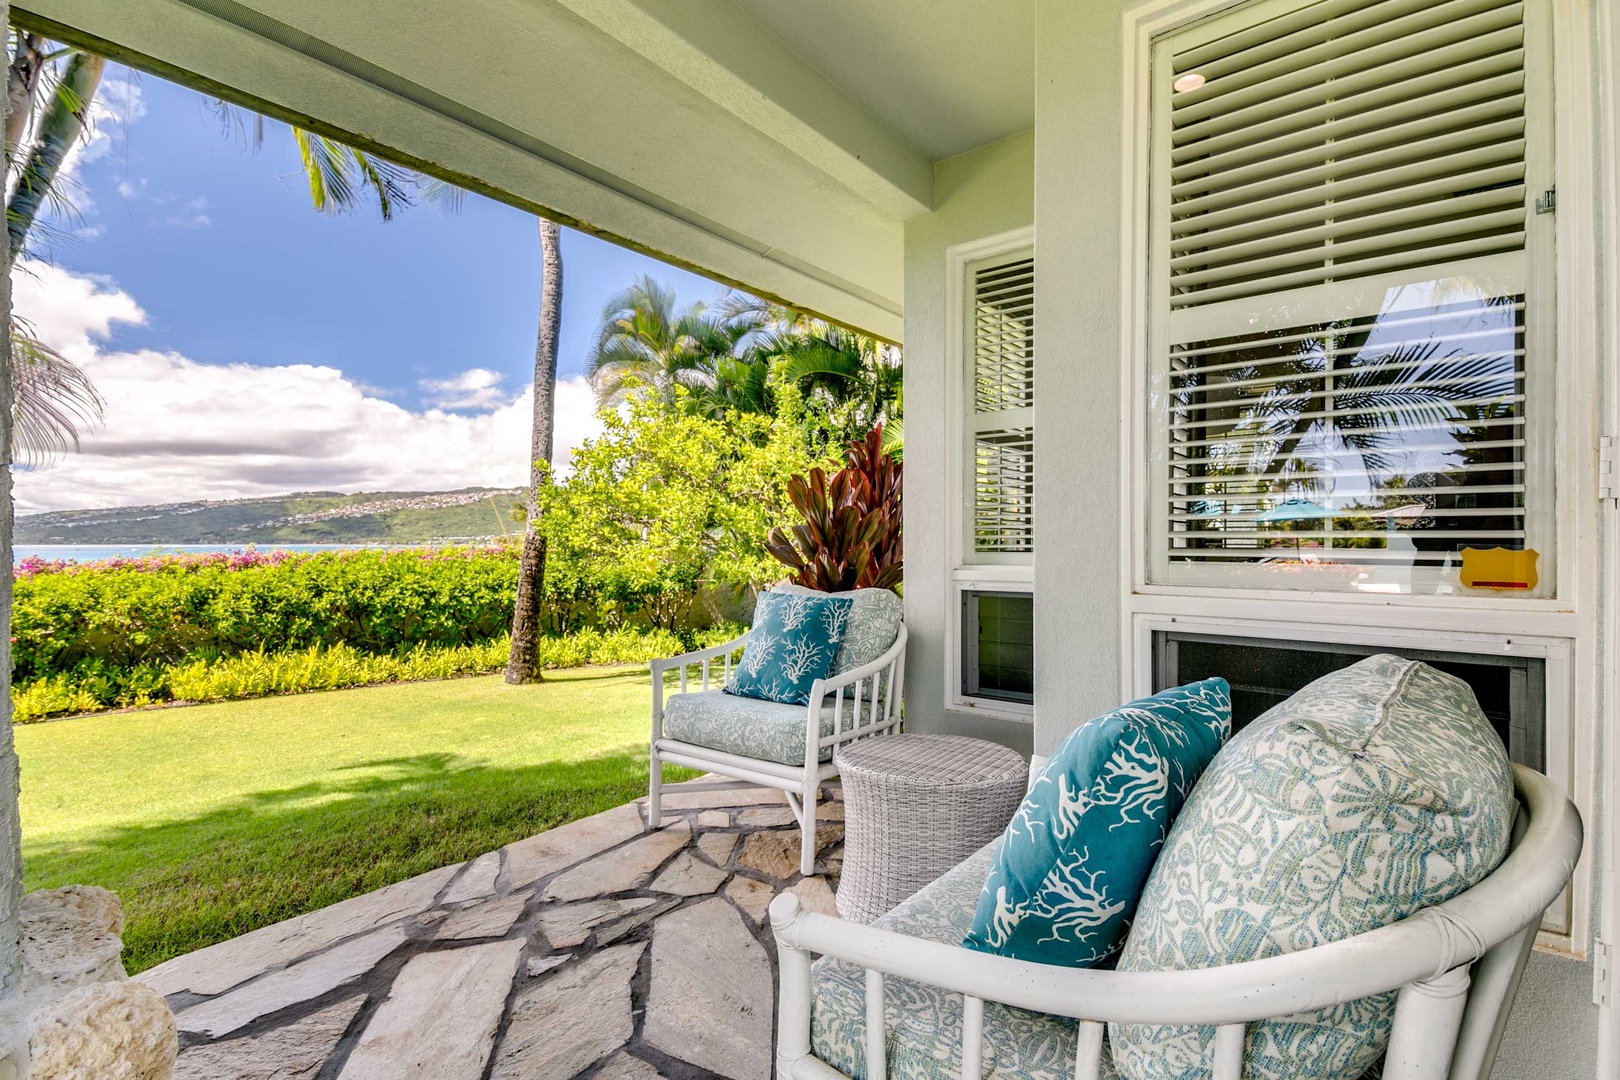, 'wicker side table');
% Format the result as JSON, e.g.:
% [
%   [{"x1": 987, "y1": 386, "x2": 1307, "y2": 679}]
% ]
[{"x1": 833, "y1": 734, "x2": 1028, "y2": 923}]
